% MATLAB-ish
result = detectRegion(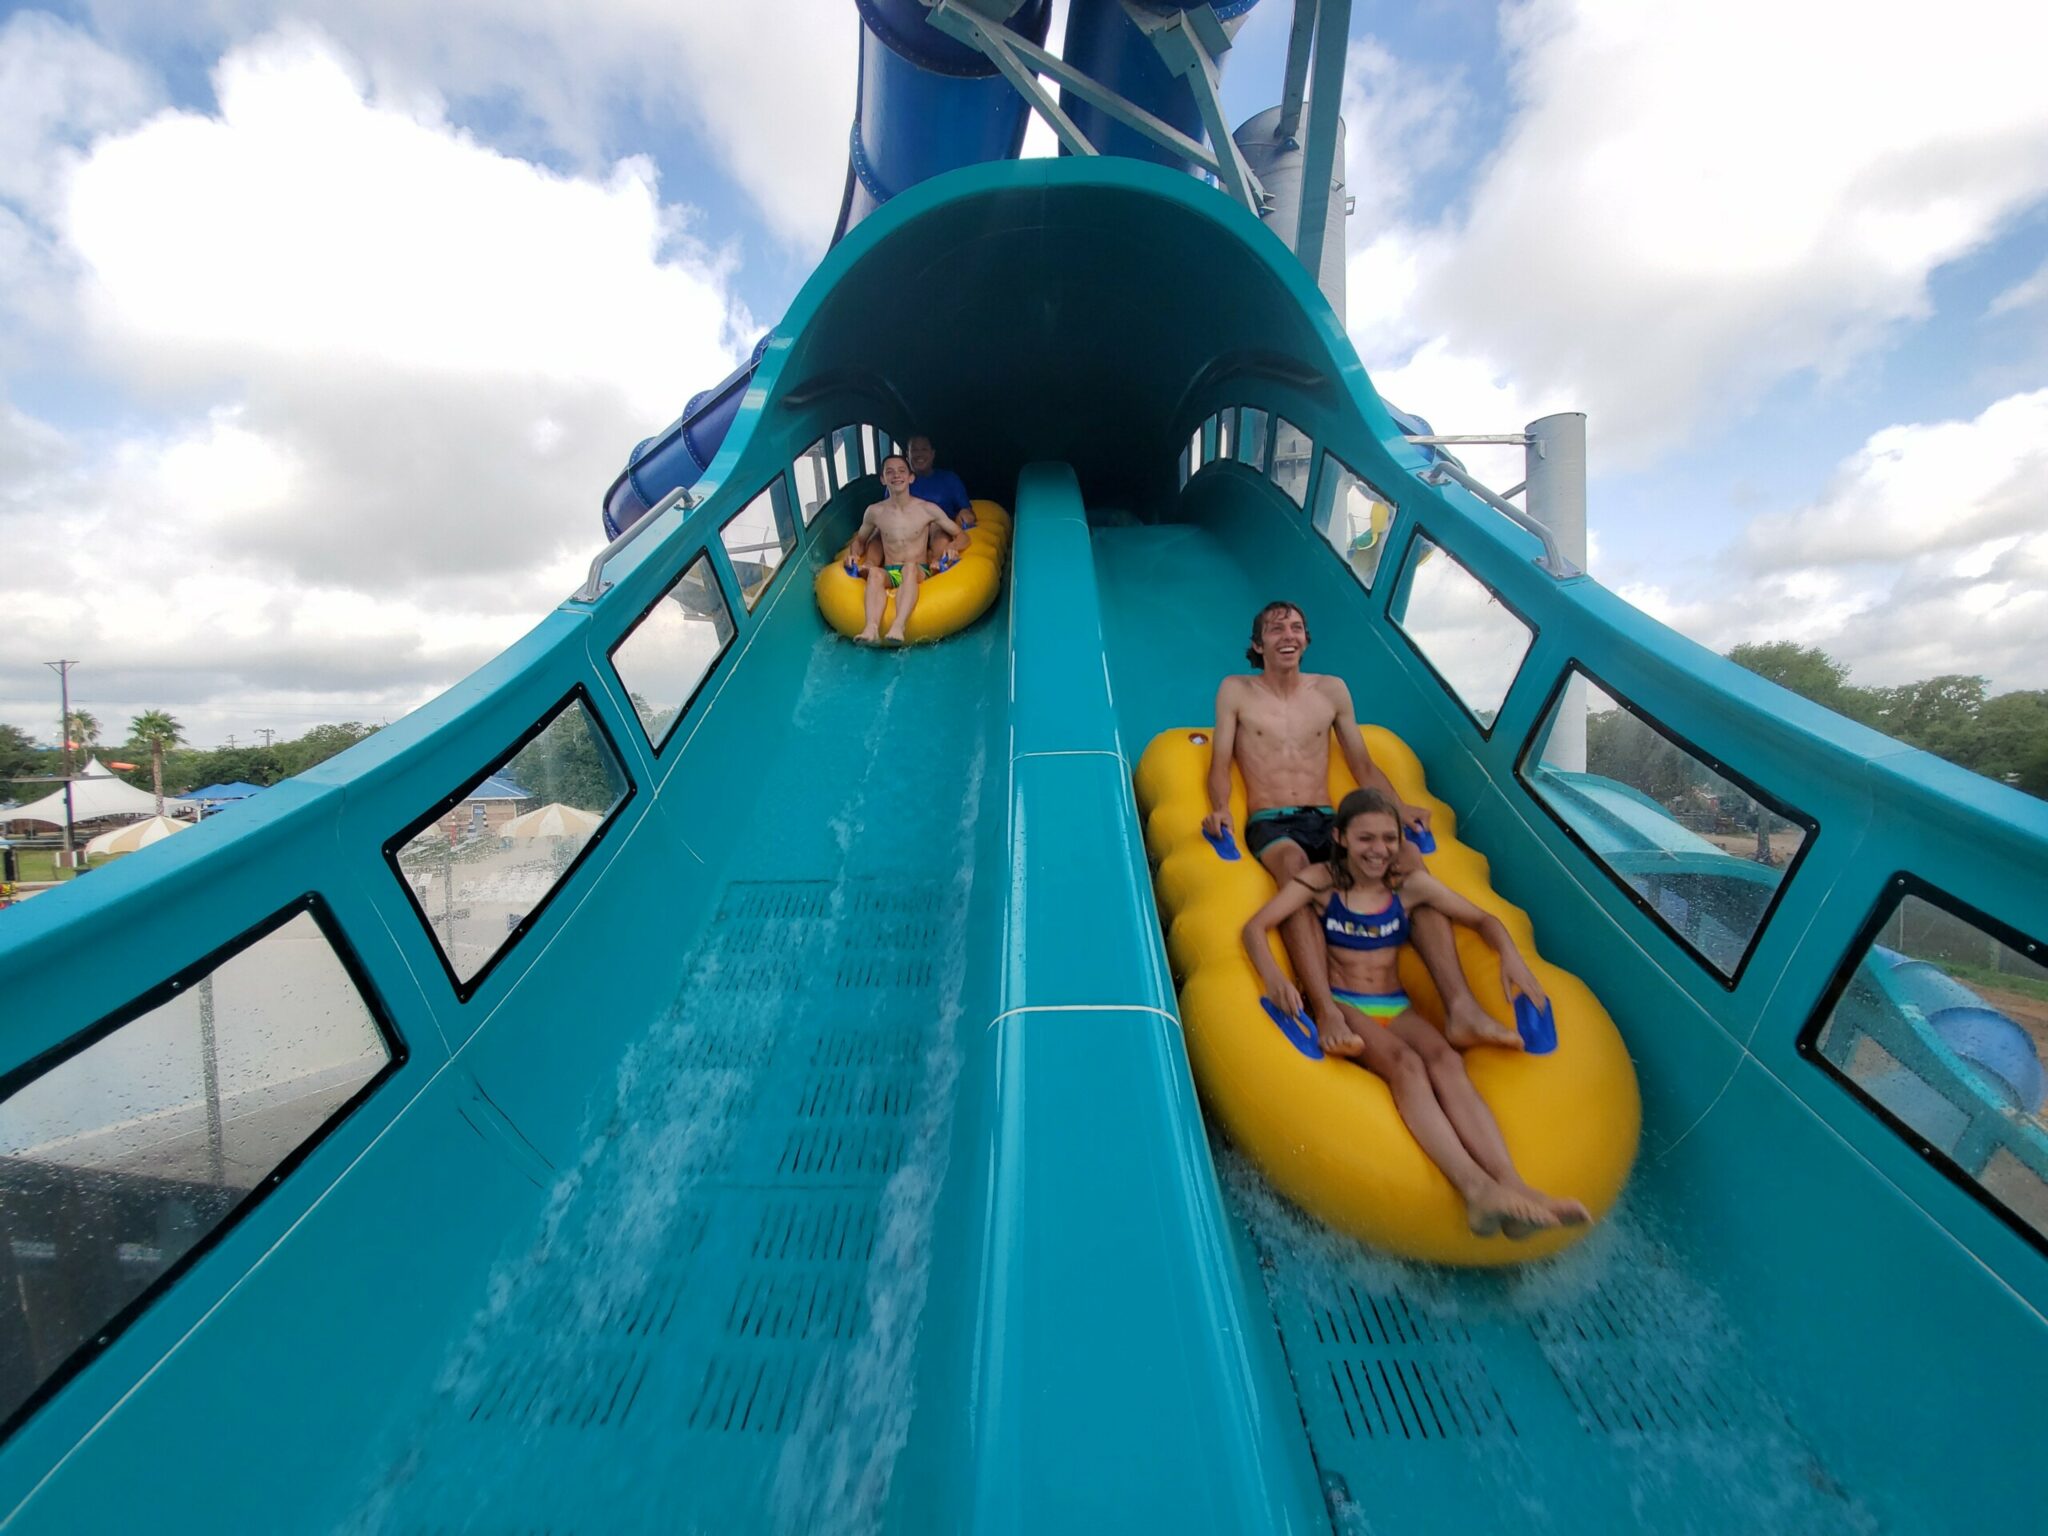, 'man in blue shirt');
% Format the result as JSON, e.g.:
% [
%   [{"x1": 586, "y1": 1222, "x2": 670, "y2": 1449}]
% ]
[{"x1": 907, "y1": 434, "x2": 974, "y2": 560}]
